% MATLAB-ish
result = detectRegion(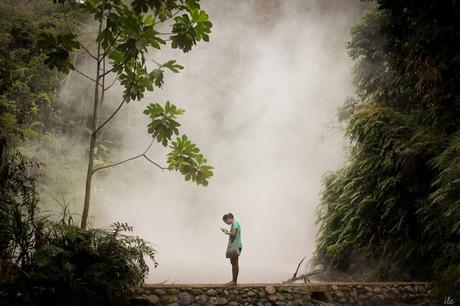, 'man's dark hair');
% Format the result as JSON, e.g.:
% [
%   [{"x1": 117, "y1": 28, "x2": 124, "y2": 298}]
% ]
[{"x1": 222, "y1": 213, "x2": 234, "y2": 221}]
